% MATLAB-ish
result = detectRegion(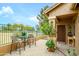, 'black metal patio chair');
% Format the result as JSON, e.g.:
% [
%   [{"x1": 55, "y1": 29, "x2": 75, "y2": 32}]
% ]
[
  {"x1": 10, "y1": 35, "x2": 22, "y2": 55},
  {"x1": 27, "y1": 33, "x2": 36, "y2": 47}
]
